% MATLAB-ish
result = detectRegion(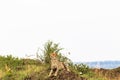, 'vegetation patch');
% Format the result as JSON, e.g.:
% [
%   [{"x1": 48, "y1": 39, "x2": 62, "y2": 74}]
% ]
[{"x1": 0, "y1": 41, "x2": 120, "y2": 80}]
